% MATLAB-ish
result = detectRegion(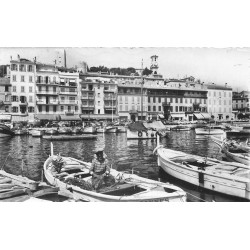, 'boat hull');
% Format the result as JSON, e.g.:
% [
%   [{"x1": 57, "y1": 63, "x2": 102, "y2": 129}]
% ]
[
  {"x1": 43, "y1": 157, "x2": 186, "y2": 202},
  {"x1": 127, "y1": 129, "x2": 157, "y2": 140},
  {"x1": 195, "y1": 128, "x2": 224, "y2": 135},
  {"x1": 157, "y1": 148, "x2": 250, "y2": 200}
]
